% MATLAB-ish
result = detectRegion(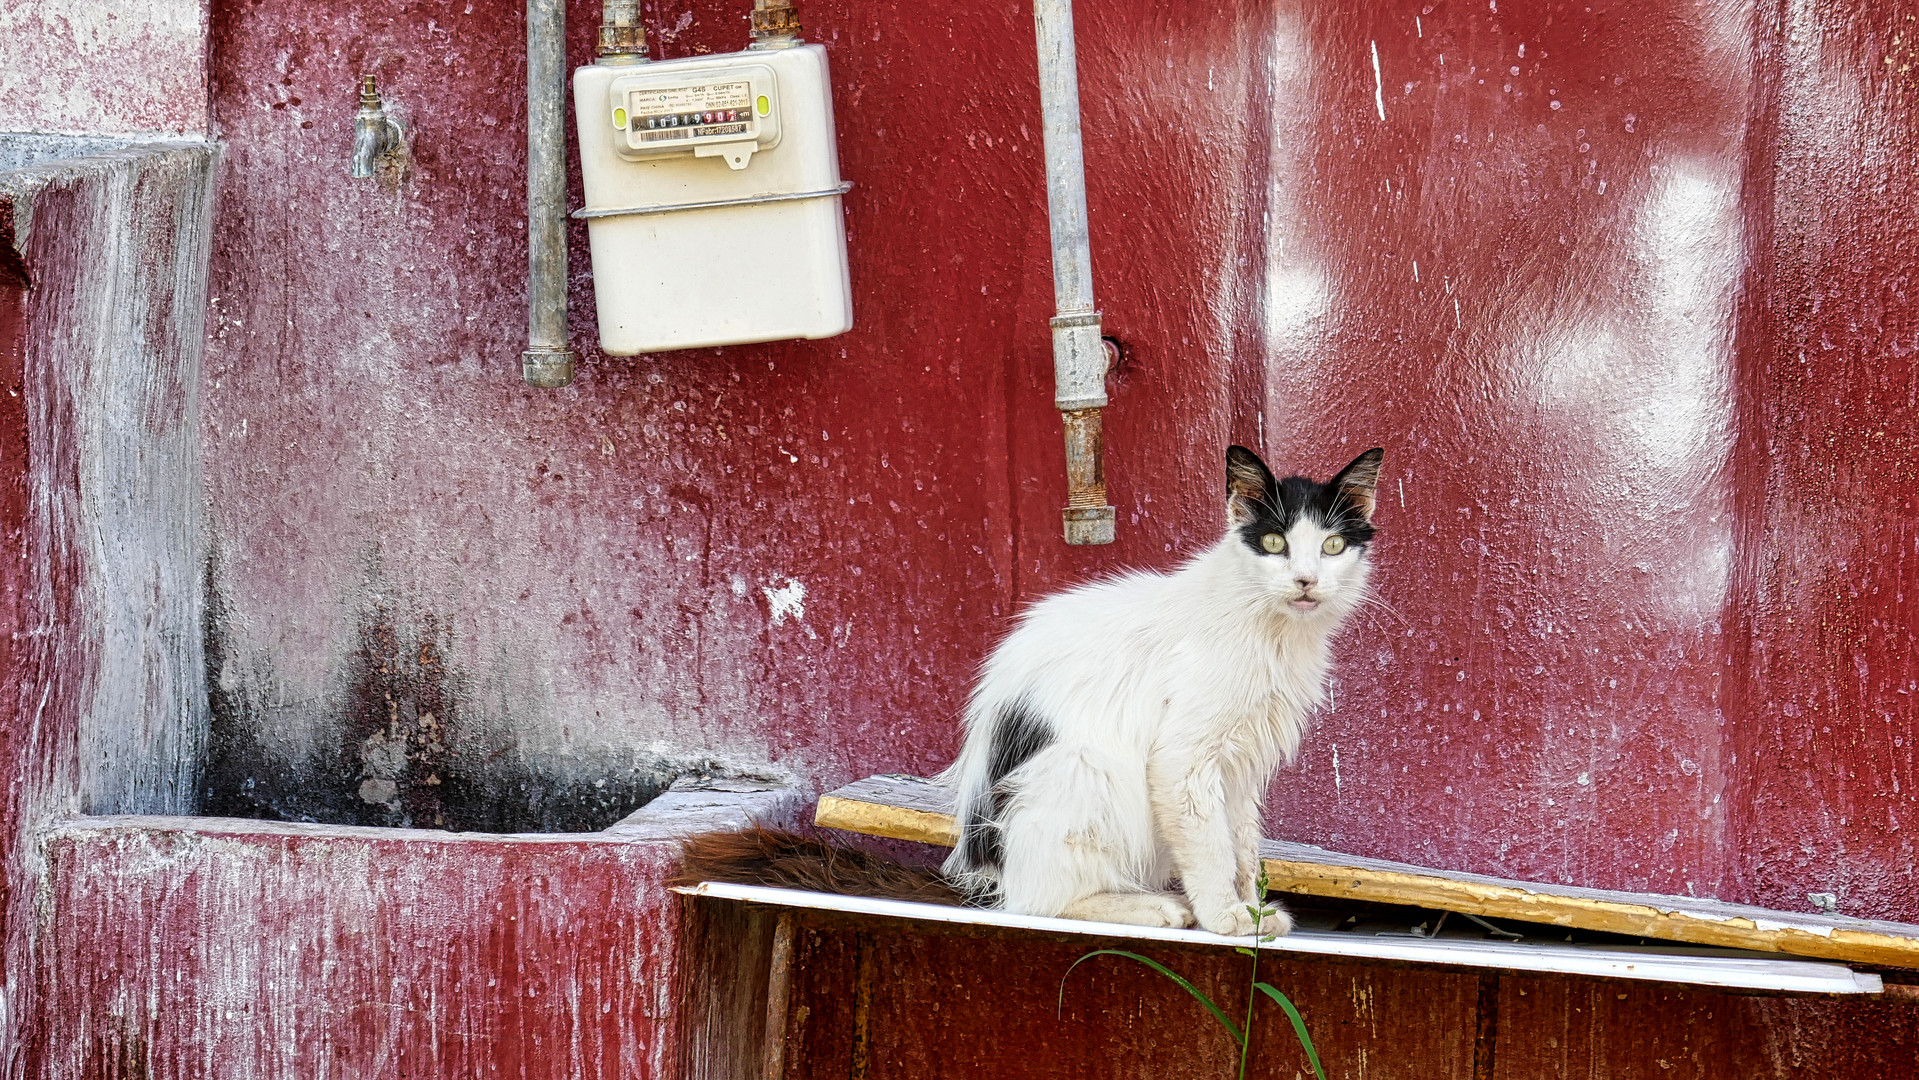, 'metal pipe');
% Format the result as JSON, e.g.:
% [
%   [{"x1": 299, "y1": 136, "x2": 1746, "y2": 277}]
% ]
[
  {"x1": 522, "y1": 0, "x2": 578, "y2": 388},
  {"x1": 1032, "y1": 0, "x2": 1114, "y2": 545}
]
